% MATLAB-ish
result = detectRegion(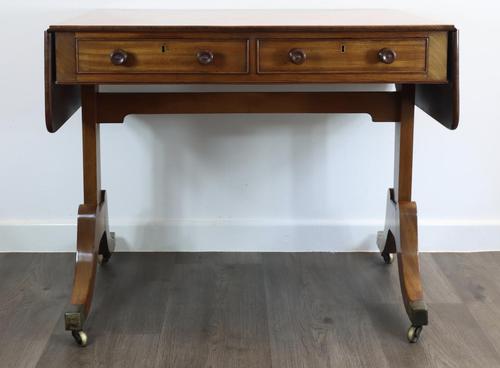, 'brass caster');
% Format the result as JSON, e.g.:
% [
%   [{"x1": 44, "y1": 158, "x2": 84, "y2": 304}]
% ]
[
  {"x1": 71, "y1": 330, "x2": 88, "y2": 347},
  {"x1": 382, "y1": 252, "x2": 394, "y2": 264},
  {"x1": 407, "y1": 325, "x2": 423, "y2": 343}
]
